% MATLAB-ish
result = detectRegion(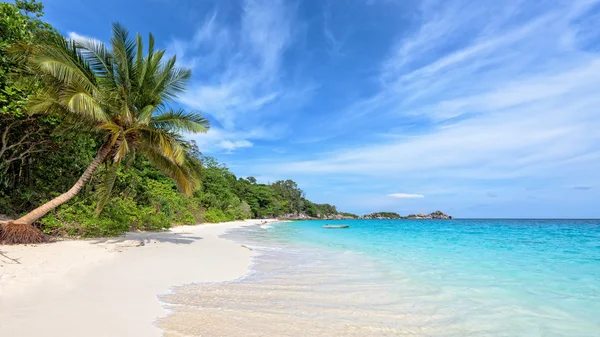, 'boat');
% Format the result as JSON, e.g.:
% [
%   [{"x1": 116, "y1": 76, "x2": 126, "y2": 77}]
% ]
[{"x1": 322, "y1": 224, "x2": 349, "y2": 229}]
